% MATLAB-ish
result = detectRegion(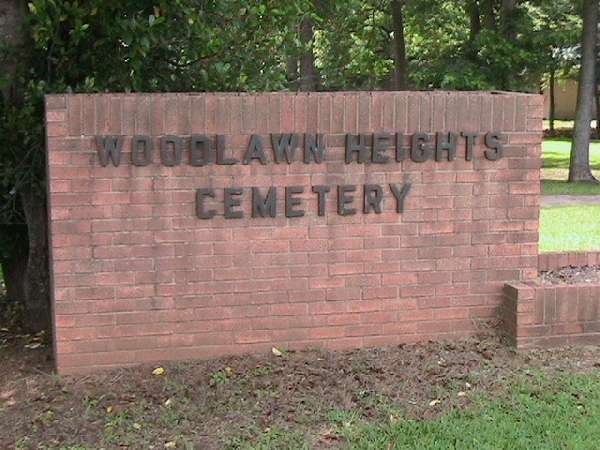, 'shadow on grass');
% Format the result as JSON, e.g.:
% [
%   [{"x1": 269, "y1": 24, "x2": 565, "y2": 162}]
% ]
[
  {"x1": 542, "y1": 138, "x2": 600, "y2": 169},
  {"x1": 542, "y1": 139, "x2": 600, "y2": 194},
  {"x1": 543, "y1": 150, "x2": 600, "y2": 170},
  {"x1": 542, "y1": 180, "x2": 600, "y2": 195}
]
